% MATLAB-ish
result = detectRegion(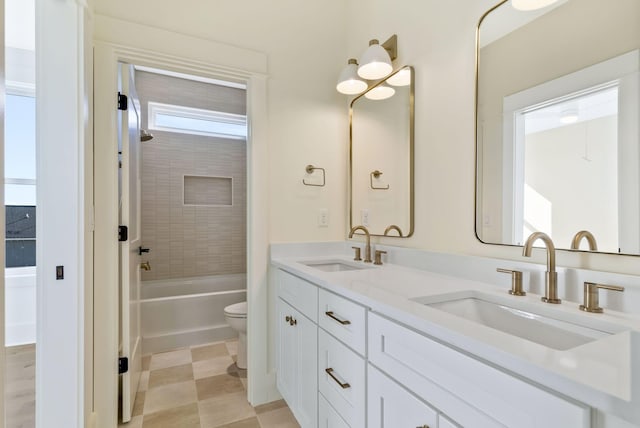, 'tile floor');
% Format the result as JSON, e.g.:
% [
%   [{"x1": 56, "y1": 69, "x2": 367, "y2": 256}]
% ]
[{"x1": 119, "y1": 339, "x2": 299, "y2": 428}]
